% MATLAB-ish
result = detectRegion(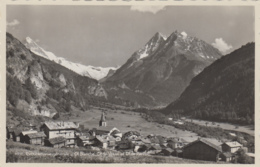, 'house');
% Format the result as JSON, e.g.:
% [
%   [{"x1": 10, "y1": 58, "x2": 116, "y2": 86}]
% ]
[
  {"x1": 6, "y1": 127, "x2": 14, "y2": 140},
  {"x1": 23, "y1": 132, "x2": 46, "y2": 145},
  {"x1": 45, "y1": 136, "x2": 66, "y2": 148},
  {"x1": 94, "y1": 135, "x2": 108, "y2": 149},
  {"x1": 182, "y1": 138, "x2": 222, "y2": 162},
  {"x1": 40, "y1": 121, "x2": 78, "y2": 147},
  {"x1": 220, "y1": 152, "x2": 233, "y2": 162},
  {"x1": 20, "y1": 130, "x2": 38, "y2": 143},
  {"x1": 6, "y1": 127, "x2": 21, "y2": 142},
  {"x1": 161, "y1": 148, "x2": 174, "y2": 156},
  {"x1": 167, "y1": 137, "x2": 188, "y2": 149},
  {"x1": 107, "y1": 136, "x2": 117, "y2": 148},
  {"x1": 141, "y1": 137, "x2": 151, "y2": 145},
  {"x1": 221, "y1": 141, "x2": 242, "y2": 153},
  {"x1": 122, "y1": 131, "x2": 140, "y2": 141},
  {"x1": 136, "y1": 144, "x2": 151, "y2": 152},
  {"x1": 148, "y1": 145, "x2": 162, "y2": 154},
  {"x1": 173, "y1": 148, "x2": 183, "y2": 157},
  {"x1": 77, "y1": 134, "x2": 95, "y2": 147},
  {"x1": 116, "y1": 141, "x2": 130, "y2": 150}
]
